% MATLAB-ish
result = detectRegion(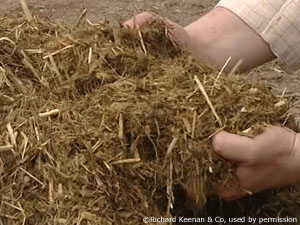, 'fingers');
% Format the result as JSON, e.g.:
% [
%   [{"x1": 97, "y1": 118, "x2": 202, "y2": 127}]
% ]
[
  {"x1": 167, "y1": 23, "x2": 191, "y2": 47},
  {"x1": 123, "y1": 12, "x2": 191, "y2": 48},
  {"x1": 212, "y1": 131, "x2": 254, "y2": 163},
  {"x1": 123, "y1": 12, "x2": 156, "y2": 28}
]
